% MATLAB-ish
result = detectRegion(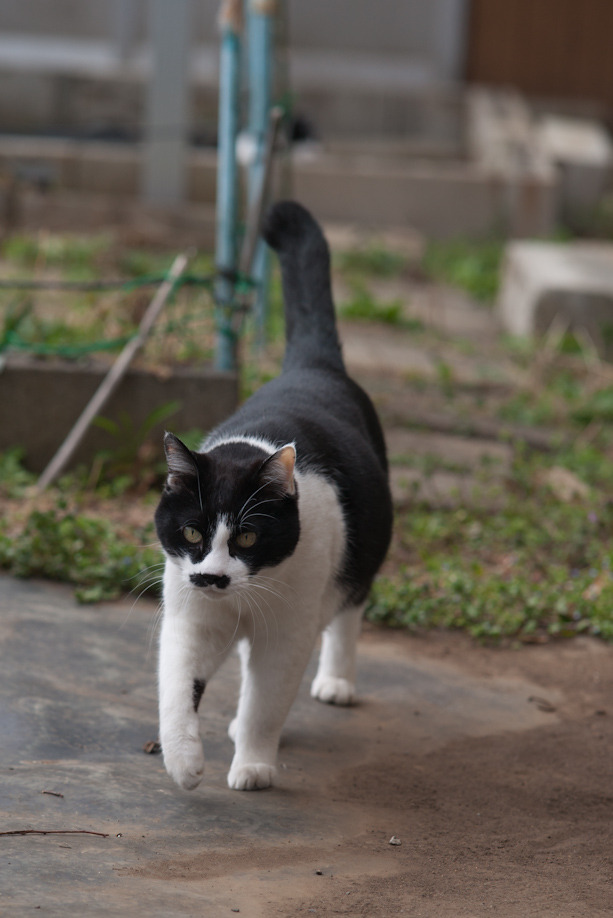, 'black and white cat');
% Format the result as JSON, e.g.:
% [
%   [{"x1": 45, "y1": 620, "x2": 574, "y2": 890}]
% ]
[{"x1": 154, "y1": 201, "x2": 393, "y2": 791}]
